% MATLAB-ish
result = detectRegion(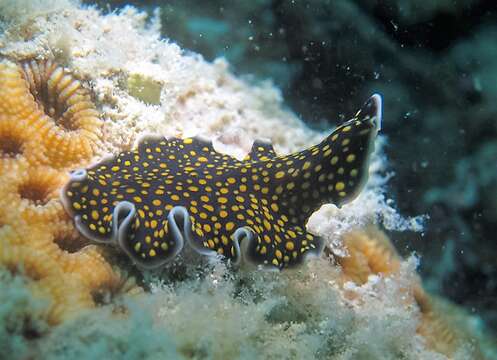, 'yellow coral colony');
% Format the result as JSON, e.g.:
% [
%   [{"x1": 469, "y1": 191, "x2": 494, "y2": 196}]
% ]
[{"x1": 0, "y1": 59, "x2": 119, "y2": 324}]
